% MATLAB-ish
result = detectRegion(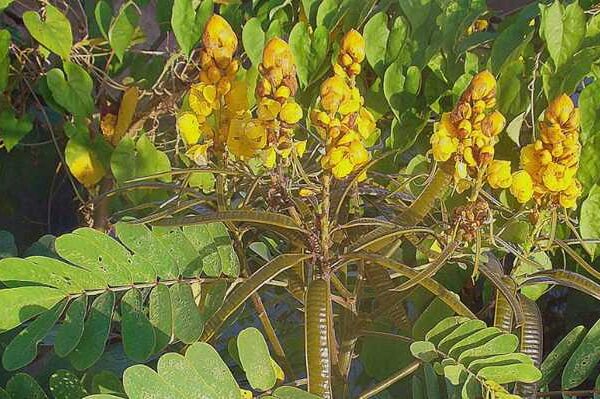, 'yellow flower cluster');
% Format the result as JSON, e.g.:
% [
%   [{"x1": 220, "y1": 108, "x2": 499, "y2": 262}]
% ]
[
  {"x1": 312, "y1": 30, "x2": 376, "y2": 180},
  {"x1": 176, "y1": 15, "x2": 248, "y2": 164},
  {"x1": 511, "y1": 94, "x2": 582, "y2": 208},
  {"x1": 430, "y1": 70, "x2": 507, "y2": 192},
  {"x1": 333, "y1": 29, "x2": 365, "y2": 80},
  {"x1": 229, "y1": 38, "x2": 304, "y2": 166}
]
